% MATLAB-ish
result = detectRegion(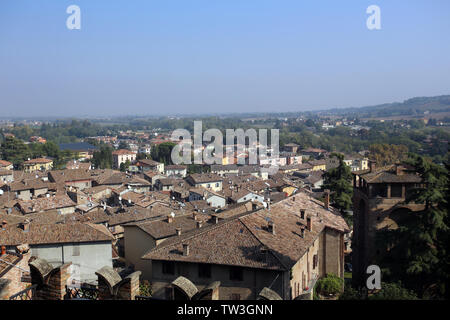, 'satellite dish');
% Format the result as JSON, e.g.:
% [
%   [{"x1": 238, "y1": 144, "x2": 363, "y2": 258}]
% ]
[{"x1": 170, "y1": 212, "x2": 175, "y2": 218}]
